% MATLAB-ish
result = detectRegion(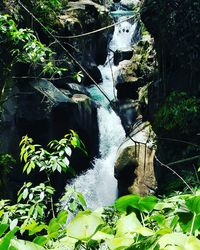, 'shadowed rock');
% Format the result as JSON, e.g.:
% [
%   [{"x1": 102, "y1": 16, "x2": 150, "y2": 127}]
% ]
[{"x1": 115, "y1": 122, "x2": 157, "y2": 196}]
